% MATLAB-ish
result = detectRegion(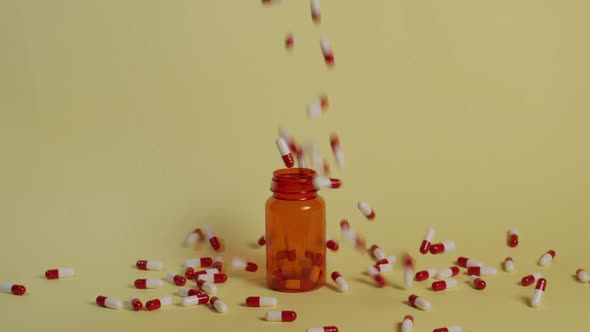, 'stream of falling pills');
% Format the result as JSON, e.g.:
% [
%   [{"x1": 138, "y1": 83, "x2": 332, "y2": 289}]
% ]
[{"x1": 0, "y1": 2, "x2": 581, "y2": 332}]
